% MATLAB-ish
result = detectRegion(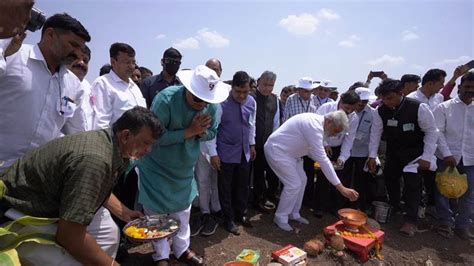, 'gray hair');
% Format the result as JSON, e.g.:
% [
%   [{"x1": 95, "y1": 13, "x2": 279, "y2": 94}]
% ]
[
  {"x1": 324, "y1": 110, "x2": 349, "y2": 131},
  {"x1": 259, "y1": 70, "x2": 277, "y2": 82}
]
